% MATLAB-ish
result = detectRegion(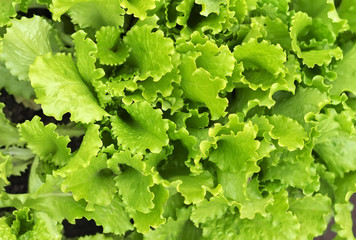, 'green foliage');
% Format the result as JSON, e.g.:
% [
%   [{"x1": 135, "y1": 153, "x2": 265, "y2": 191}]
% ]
[{"x1": 1, "y1": 0, "x2": 356, "y2": 239}]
